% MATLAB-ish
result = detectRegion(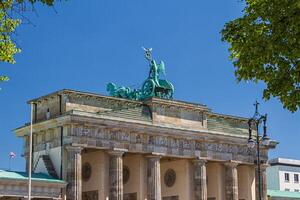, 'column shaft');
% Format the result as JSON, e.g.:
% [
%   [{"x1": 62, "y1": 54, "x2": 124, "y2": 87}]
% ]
[
  {"x1": 109, "y1": 151, "x2": 124, "y2": 200},
  {"x1": 65, "y1": 146, "x2": 82, "y2": 200},
  {"x1": 224, "y1": 162, "x2": 239, "y2": 200},
  {"x1": 147, "y1": 156, "x2": 162, "y2": 200},
  {"x1": 193, "y1": 159, "x2": 207, "y2": 200}
]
